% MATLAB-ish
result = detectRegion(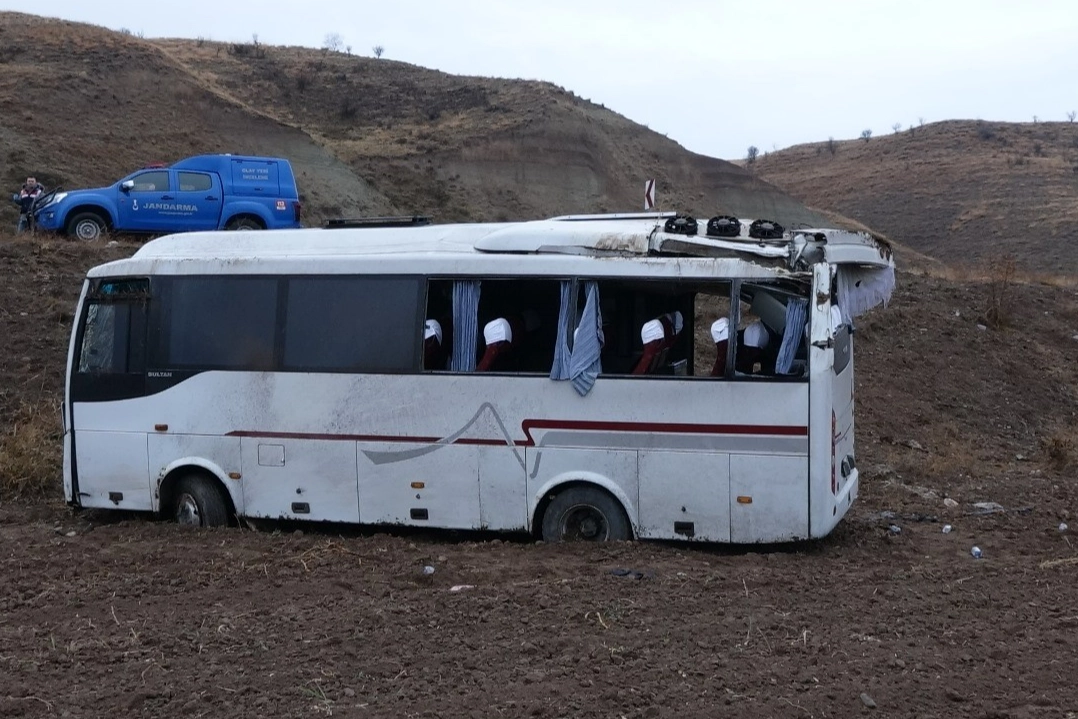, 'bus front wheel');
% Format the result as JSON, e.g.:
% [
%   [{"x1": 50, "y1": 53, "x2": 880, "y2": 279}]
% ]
[
  {"x1": 172, "y1": 475, "x2": 229, "y2": 528},
  {"x1": 541, "y1": 487, "x2": 631, "y2": 542}
]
